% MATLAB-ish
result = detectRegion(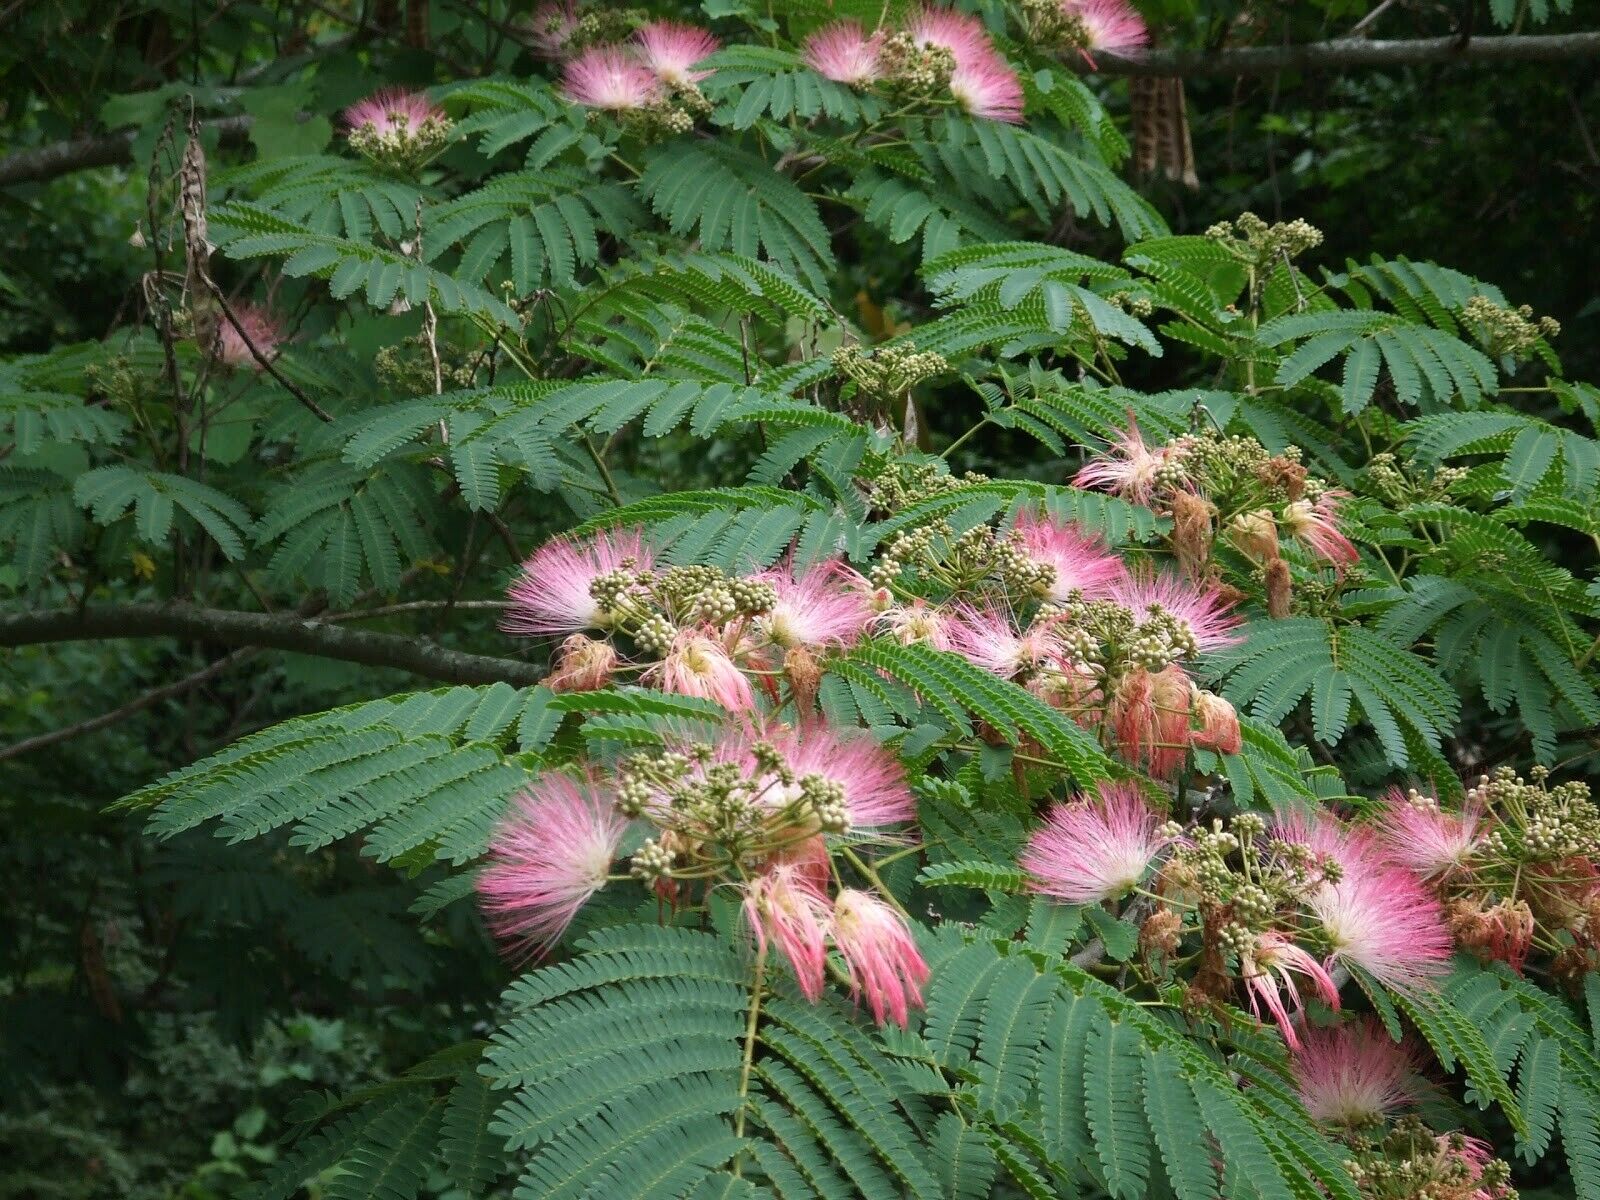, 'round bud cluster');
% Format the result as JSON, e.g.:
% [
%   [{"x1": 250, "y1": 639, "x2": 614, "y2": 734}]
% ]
[
  {"x1": 1206, "y1": 212, "x2": 1324, "y2": 264},
  {"x1": 877, "y1": 33, "x2": 958, "y2": 96},
  {"x1": 1232, "y1": 883, "x2": 1275, "y2": 925},
  {"x1": 729, "y1": 577, "x2": 778, "y2": 616},
  {"x1": 633, "y1": 614, "x2": 676, "y2": 656},
  {"x1": 800, "y1": 774, "x2": 851, "y2": 833},
  {"x1": 865, "y1": 461, "x2": 988, "y2": 516},
  {"x1": 590, "y1": 564, "x2": 646, "y2": 615},
  {"x1": 688, "y1": 586, "x2": 740, "y2": 624},
  {"x1": 1463, "y1": 294, "x2": 1560, "y2": 359},
  {"x1": 1217, "y1": 922, "x2": 1255, "y2": 958},
  {"x1": 630, "y1": 836, "x2": 676, "y2": 882},
  {"x1": 1106, "y1": 290, "x2": 1156, "y2": 318},
  {"x1": 833, "y1": 342, "x2": 951, "y2": 408},
  {"x1": 616, "y1": 772, "x2": 656, "y2": 818},
  {"x1": 569, "y1": 8, "x2": 646, "y2": 52},
  {"x1": 1468, "y1": 767, "x2": 1600, "y2": 863}
]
